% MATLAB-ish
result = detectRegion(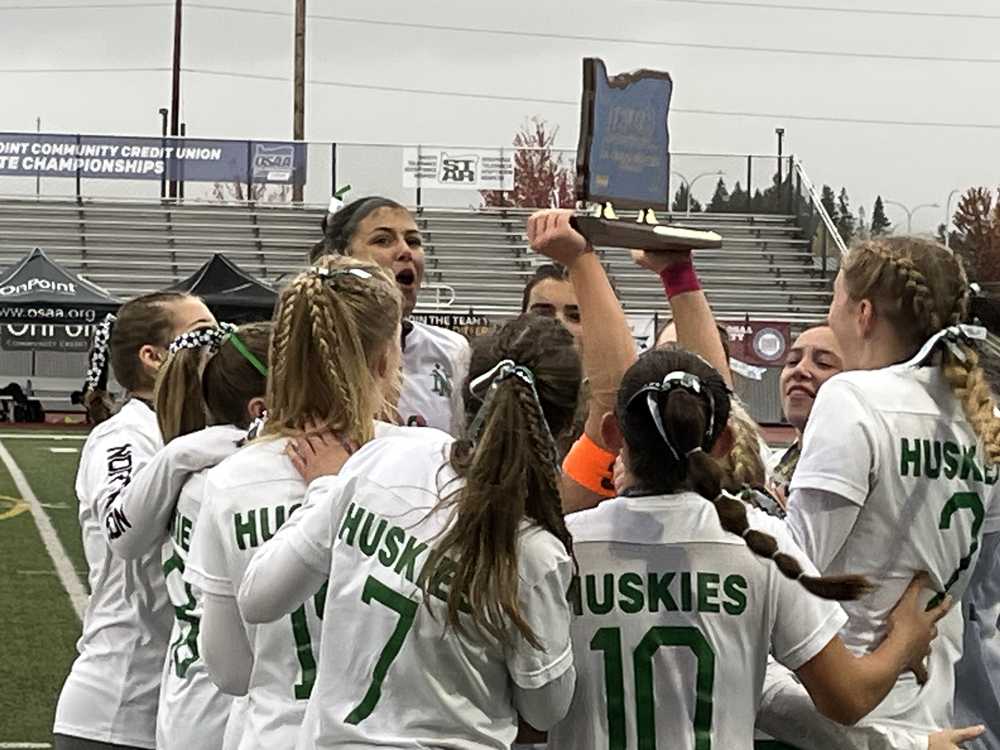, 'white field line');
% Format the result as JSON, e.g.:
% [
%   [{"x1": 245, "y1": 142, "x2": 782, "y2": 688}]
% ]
[
  {"x1": 0, "y1": 440, "x2": 86, "y2": 621},
  {"x1": 0, "y1": 743, "x2": 53, "y2": 748},
  {"x1": 0, "y1": 434, "x2": 87, "y2": 440}
]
